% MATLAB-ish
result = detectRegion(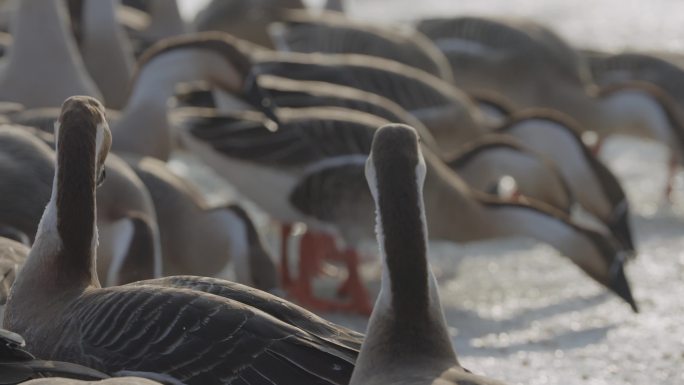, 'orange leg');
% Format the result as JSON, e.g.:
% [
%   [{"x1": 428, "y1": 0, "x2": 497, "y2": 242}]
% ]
[
  {"x1": 285, "y1": 231, "x2": 342, "y2": 312},
  {"x1": 284, "y1": 232, "x2": 372, "y2": 316},
  {"x1": 334, "y1": 249, "x2": 373, "y2": 316}
]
